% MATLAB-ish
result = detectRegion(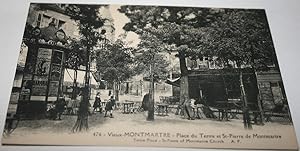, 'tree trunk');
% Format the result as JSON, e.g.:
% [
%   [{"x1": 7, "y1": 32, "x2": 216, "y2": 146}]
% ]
[
  {"x1": 147, "y1": 61, "x2": 155, "y2": 121},
  {"x1": 125, "y1": 82, "x2": 129, "y2": 94},
  {"x1": 72, "y1": 87, "x2": 89, "y2": 132},
  {"x1": 72, "y1": 48, "x2": 90, "y2": 132},
  {"x1": 140, "y1": 80, "x2": 143, "y2": 96},
  {"x1": 72, "y1": 70, "x2": 78, "y2": 100},
  {"x1": 240, "y1": 70, "x2": 252, "y2": 129},
  {"x1": 178, "y1": 52, "x2": 189, "y2": 117},
  {"x1": 115, "y1": 81, "x2": 119, "y2": 102}
]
